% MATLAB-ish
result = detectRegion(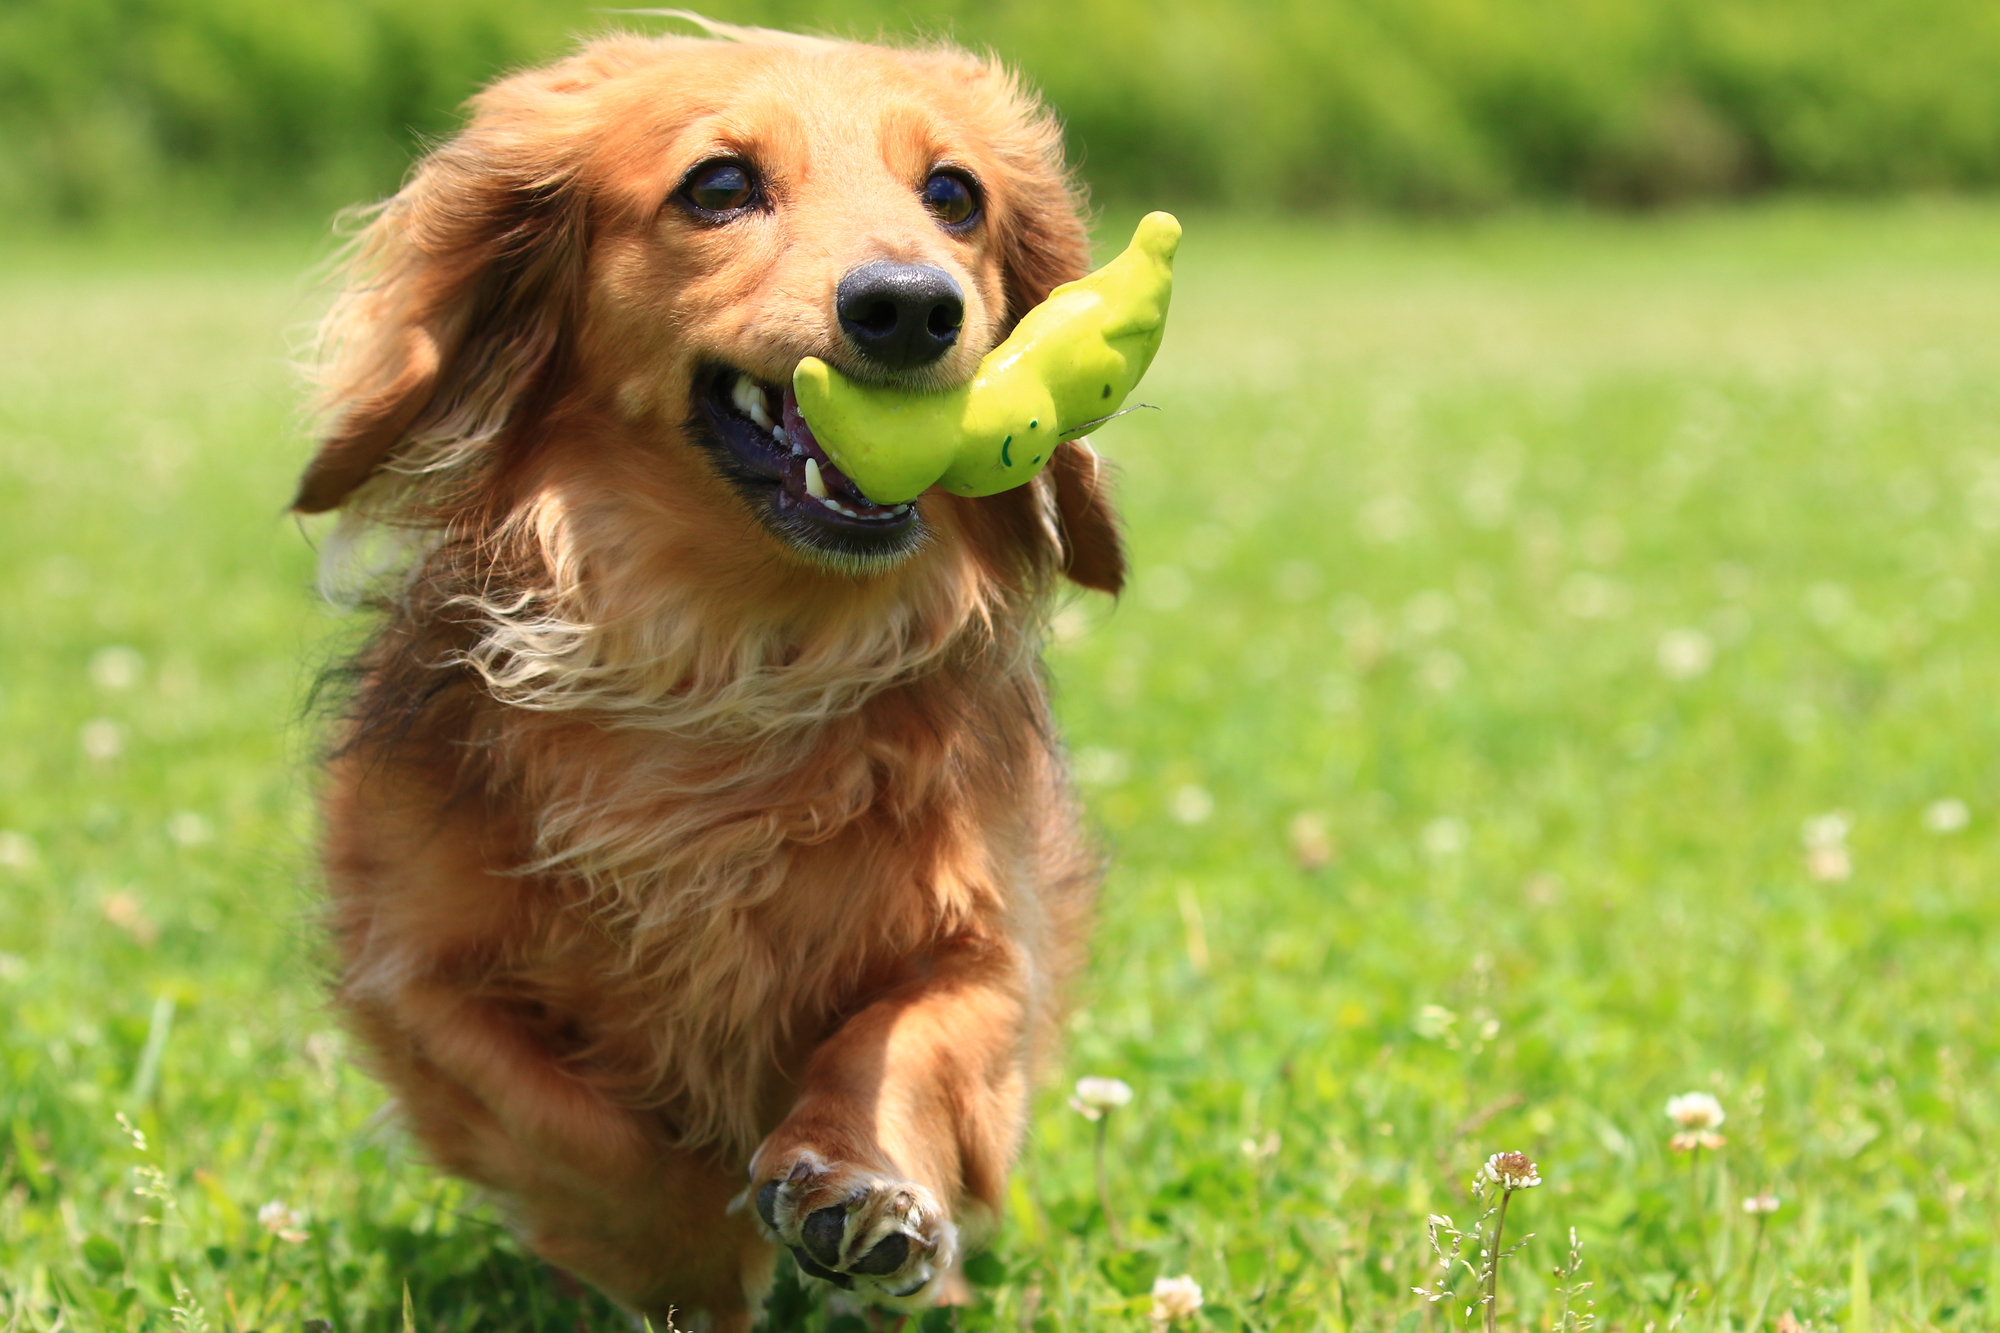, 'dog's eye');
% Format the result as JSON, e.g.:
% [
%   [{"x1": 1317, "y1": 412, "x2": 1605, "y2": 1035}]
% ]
[
  {"x1": 680, "y1": 161, "x2": 757, "y2": 216},
  {"x1": 922, "y1": 171, "x2": 979, "y2": 228}
]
